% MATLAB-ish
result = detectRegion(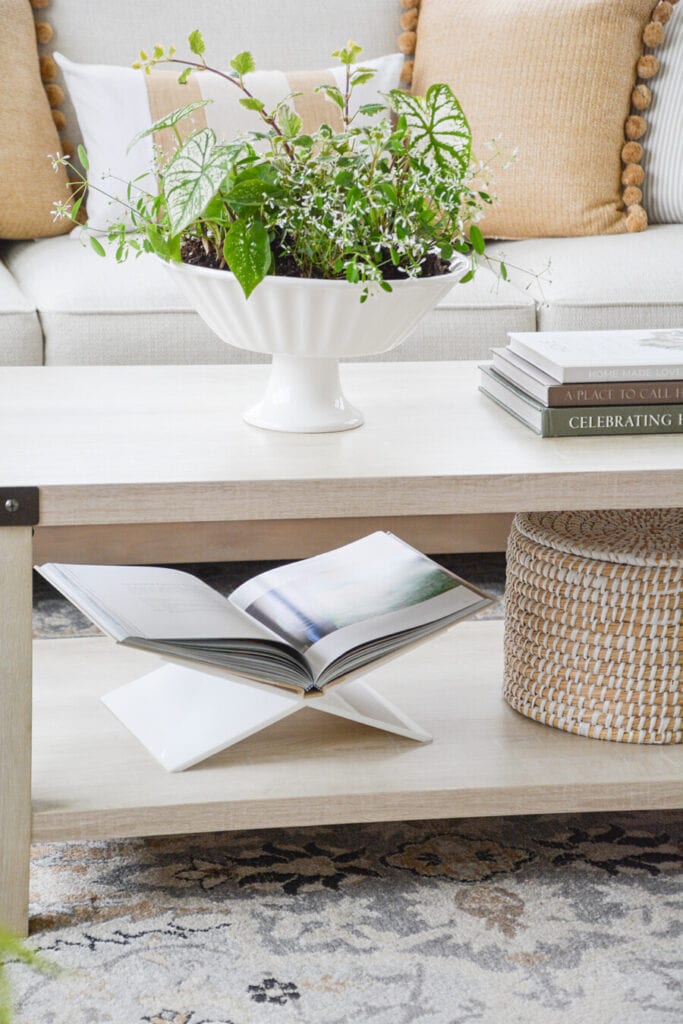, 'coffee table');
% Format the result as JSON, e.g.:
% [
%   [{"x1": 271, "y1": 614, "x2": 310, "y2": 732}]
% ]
[{"x1": 1, "y1": 361, "x2": 681, "y2": 935}]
